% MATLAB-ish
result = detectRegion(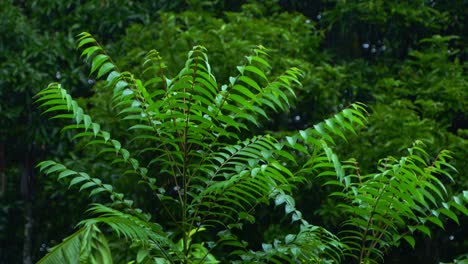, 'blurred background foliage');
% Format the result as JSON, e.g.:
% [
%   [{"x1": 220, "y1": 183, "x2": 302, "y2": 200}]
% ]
[{"x1": 0, "y1": 0, "x2": 466, "y2": 263}]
